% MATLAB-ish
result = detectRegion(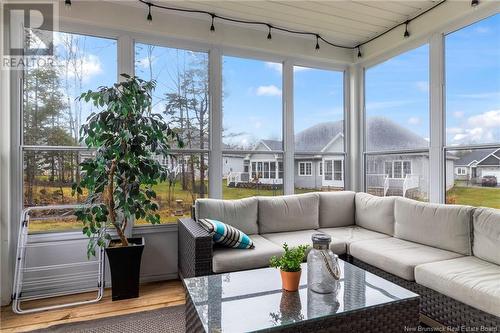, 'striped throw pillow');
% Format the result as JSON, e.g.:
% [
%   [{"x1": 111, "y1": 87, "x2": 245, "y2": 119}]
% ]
[{"x1": 199, "y1": 219, "x2": 255, "y2": 249}]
